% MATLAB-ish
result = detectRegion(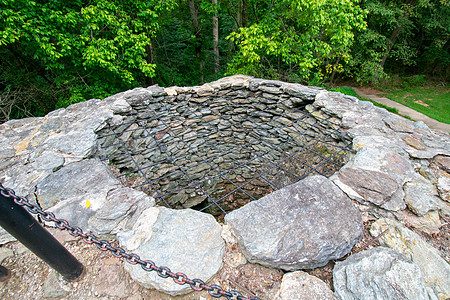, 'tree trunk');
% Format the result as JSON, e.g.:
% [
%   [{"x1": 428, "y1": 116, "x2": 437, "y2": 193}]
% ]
[
  {"x1": 189, "y1": 0, "x2": 204, "y2": 81},
  {"x1": 431, "y1": 37, "x2": 449, "y2": 75},
  {"x1": 241, "y1": 0, "x2": 247, "y2": 27},
  {"x1": 212, "y1": 0, "x2": 219, "y2": 74},
  {"x1": 145, "y1": 43, "x2": 155, "y2": 86},
  {"x1": 380, "y1": 24, "x2": 403, "y2": 68}
]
